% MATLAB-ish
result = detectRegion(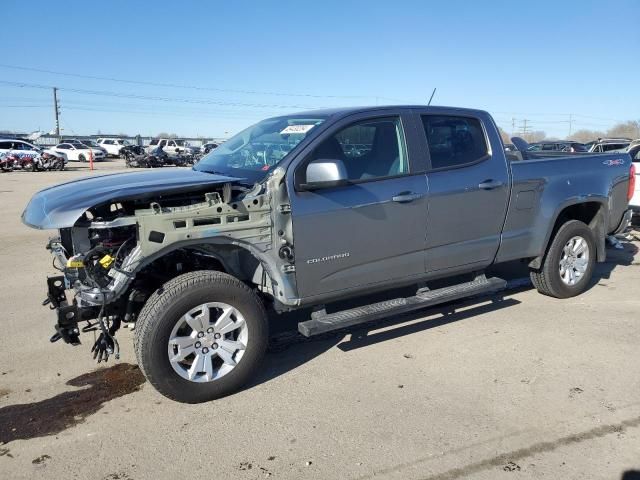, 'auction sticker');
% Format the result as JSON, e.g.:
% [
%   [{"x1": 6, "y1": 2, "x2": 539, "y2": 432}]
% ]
[{"x1": 280, "y1": 124, "x2": 315, "y2": 135}]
